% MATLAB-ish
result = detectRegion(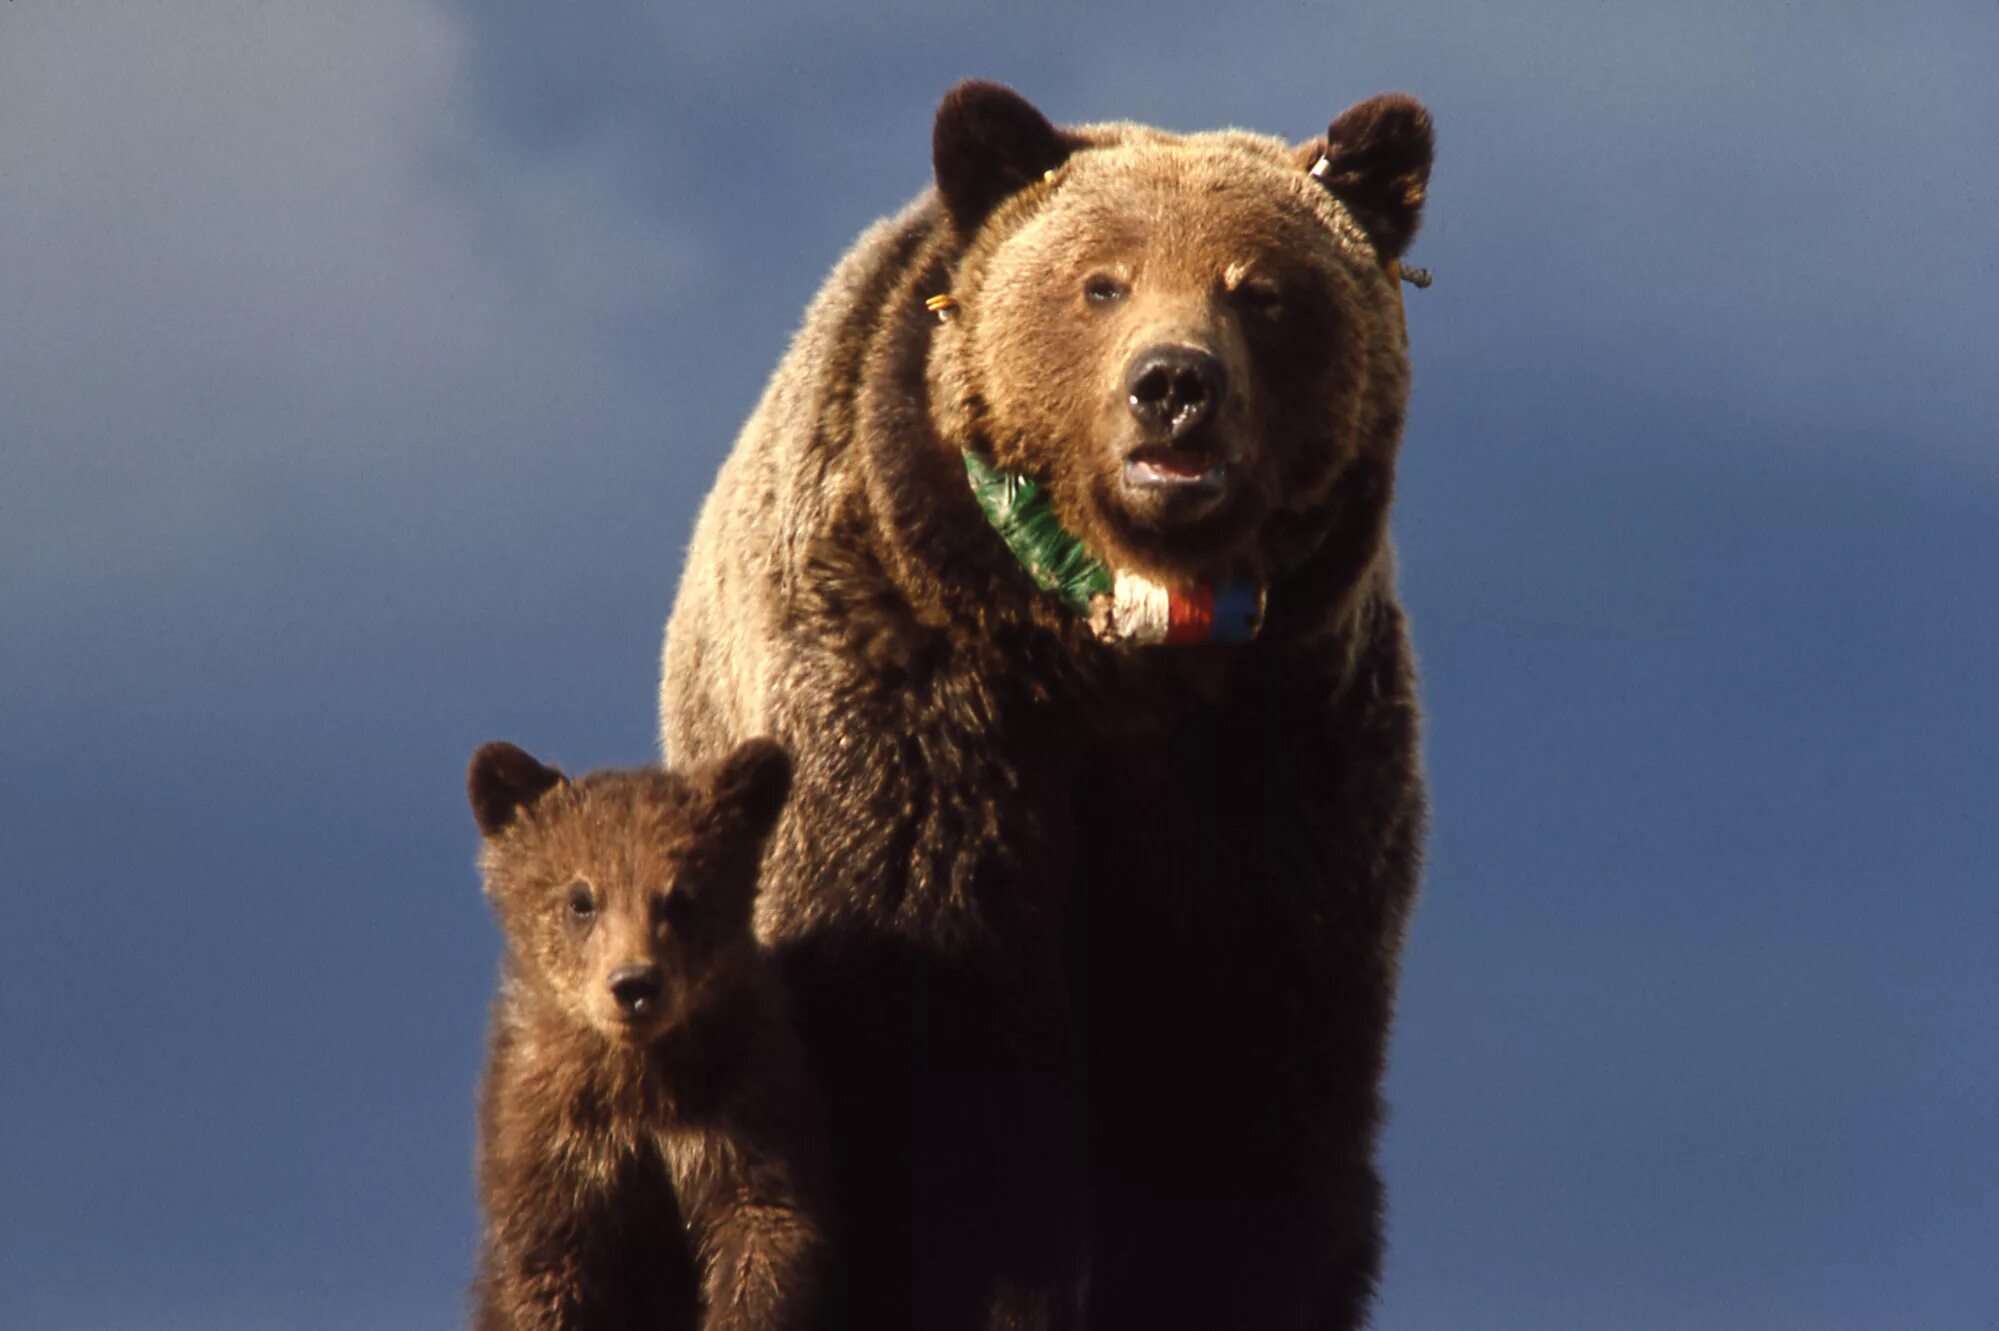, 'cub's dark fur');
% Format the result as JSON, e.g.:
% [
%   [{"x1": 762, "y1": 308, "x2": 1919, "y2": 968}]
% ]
[{"x1": 469, "y1": 739, "x2": 828, "y2": 1331}]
